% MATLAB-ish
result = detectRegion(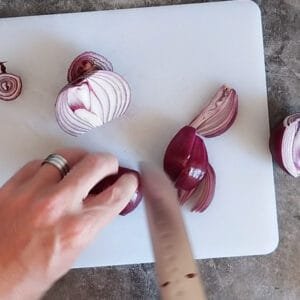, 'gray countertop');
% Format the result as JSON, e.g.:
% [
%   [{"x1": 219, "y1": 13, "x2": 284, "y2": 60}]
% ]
[{"x1": 0, "y1": 0, "x2": 299, "y2": 299}]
